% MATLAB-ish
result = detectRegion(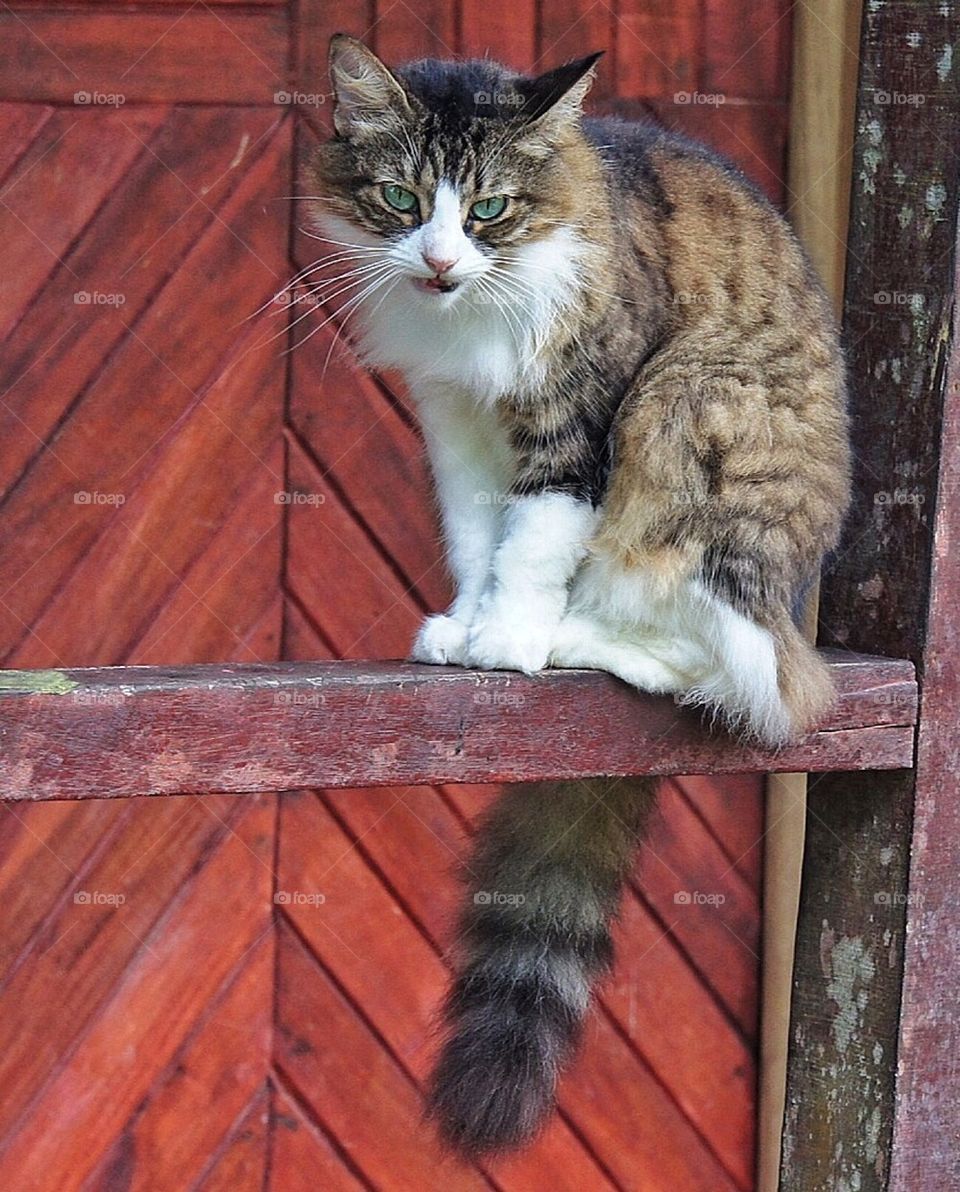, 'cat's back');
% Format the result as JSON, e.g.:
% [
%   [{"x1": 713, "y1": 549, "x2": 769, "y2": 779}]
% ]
[{"x1": 585, "y1": 115, "x2": 828, "y2": 334}]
